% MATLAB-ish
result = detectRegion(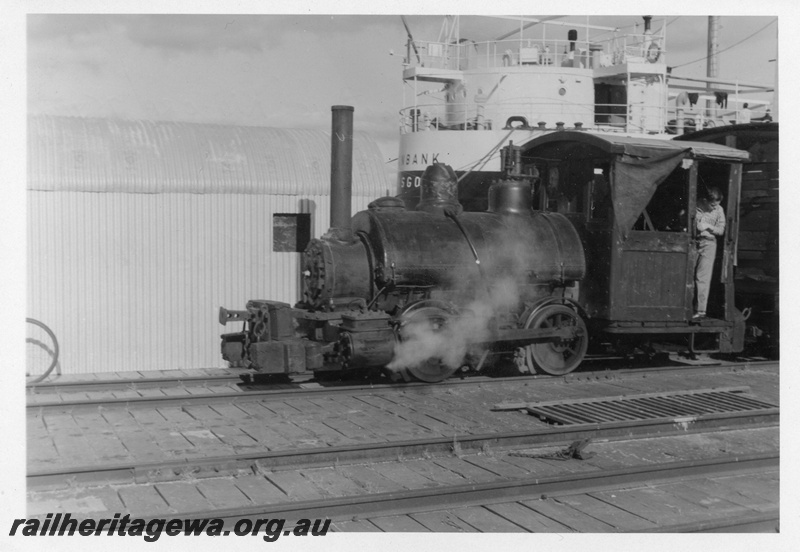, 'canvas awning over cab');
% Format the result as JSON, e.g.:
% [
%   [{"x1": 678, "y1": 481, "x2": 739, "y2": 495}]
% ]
[{"x1": 521, "y1": 131, "x2": 750, "y2": 236}]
